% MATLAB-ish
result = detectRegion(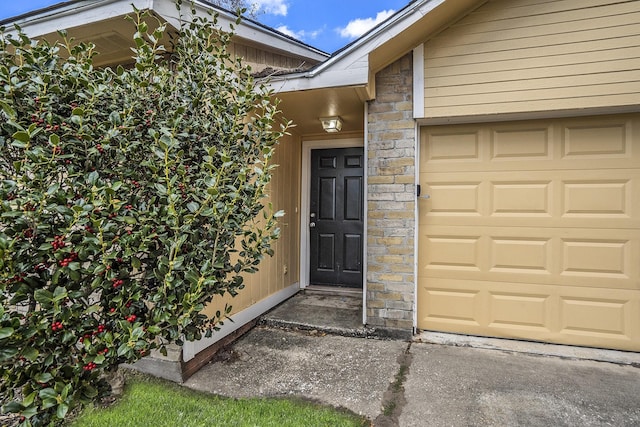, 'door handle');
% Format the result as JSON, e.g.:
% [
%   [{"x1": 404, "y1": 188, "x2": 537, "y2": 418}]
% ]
[{"x1": 309, "y1": 222, "x2": 316, "y2": 228}]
